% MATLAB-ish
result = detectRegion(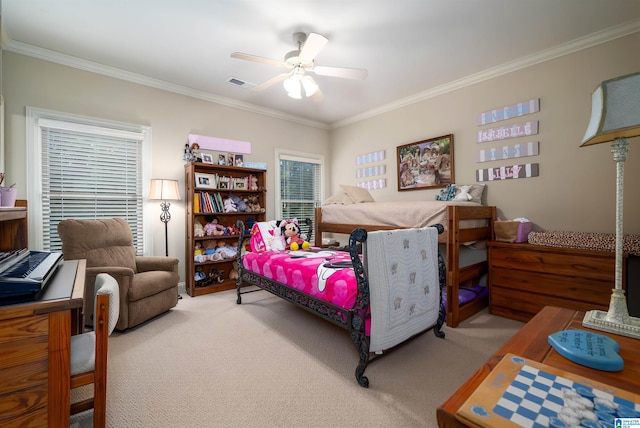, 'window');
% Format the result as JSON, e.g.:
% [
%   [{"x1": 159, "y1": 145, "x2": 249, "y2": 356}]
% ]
[
  {"x1": 275, "y1": 149, "x2": 324, "y2": 240},
  {"x1": 26, "y1": 107, "x2": 151, "y2": 253}
]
